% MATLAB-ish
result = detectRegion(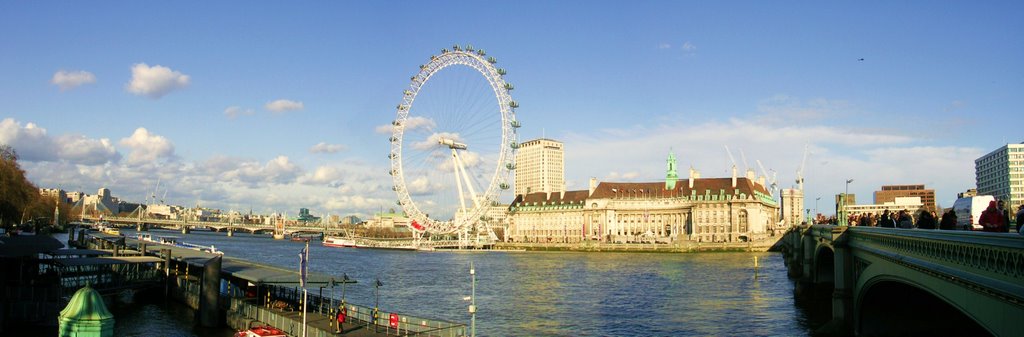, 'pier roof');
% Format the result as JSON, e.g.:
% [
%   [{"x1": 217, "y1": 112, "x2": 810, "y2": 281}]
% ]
[
  {"x1": 0, "y1": 235, "x2": 64, "y2": 257},
  {"x1": 126, "y1": 236, "x2": 345, "y2": 286},
  {"x1": 52, "y1": 256, "x2": 164, "y2": 267}
]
